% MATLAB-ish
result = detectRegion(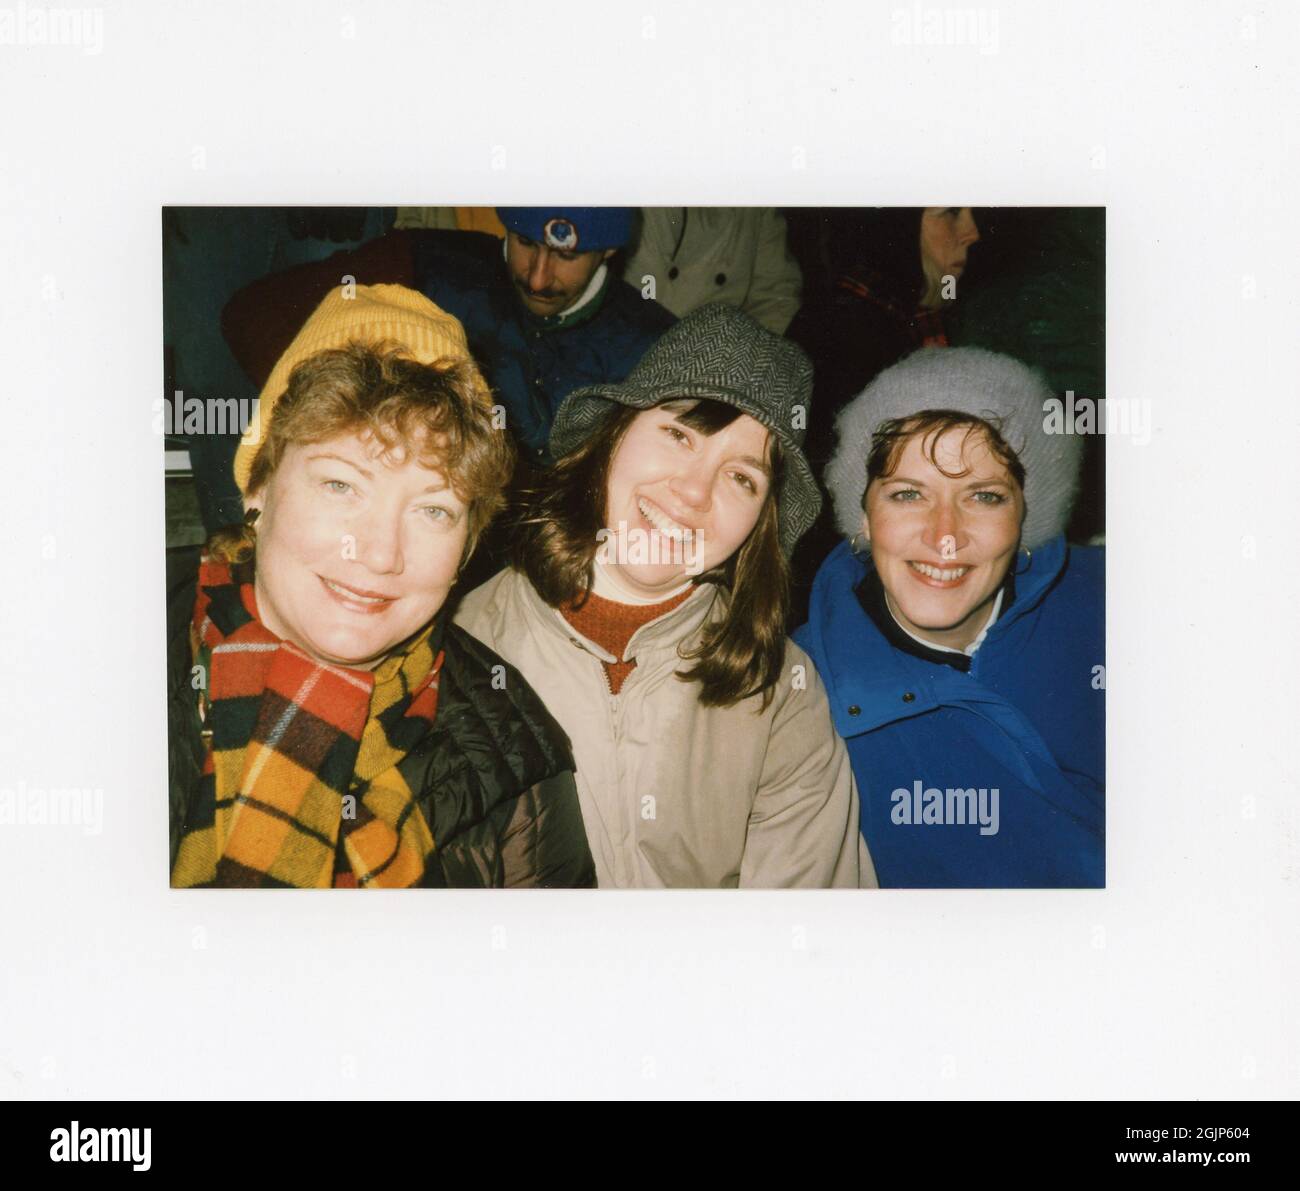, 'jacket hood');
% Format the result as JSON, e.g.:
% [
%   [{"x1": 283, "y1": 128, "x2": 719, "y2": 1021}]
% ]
[{"x1": 801, "y1": 535, "x2": 1070, "y2": 740}]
